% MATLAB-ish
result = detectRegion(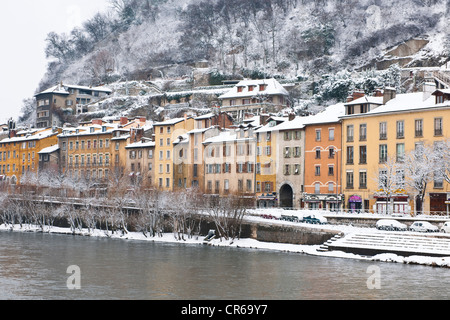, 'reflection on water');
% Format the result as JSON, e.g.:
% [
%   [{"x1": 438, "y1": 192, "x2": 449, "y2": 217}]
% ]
[{"x1": 0, "y1": 231, "x2": 449, "y2": 300}]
